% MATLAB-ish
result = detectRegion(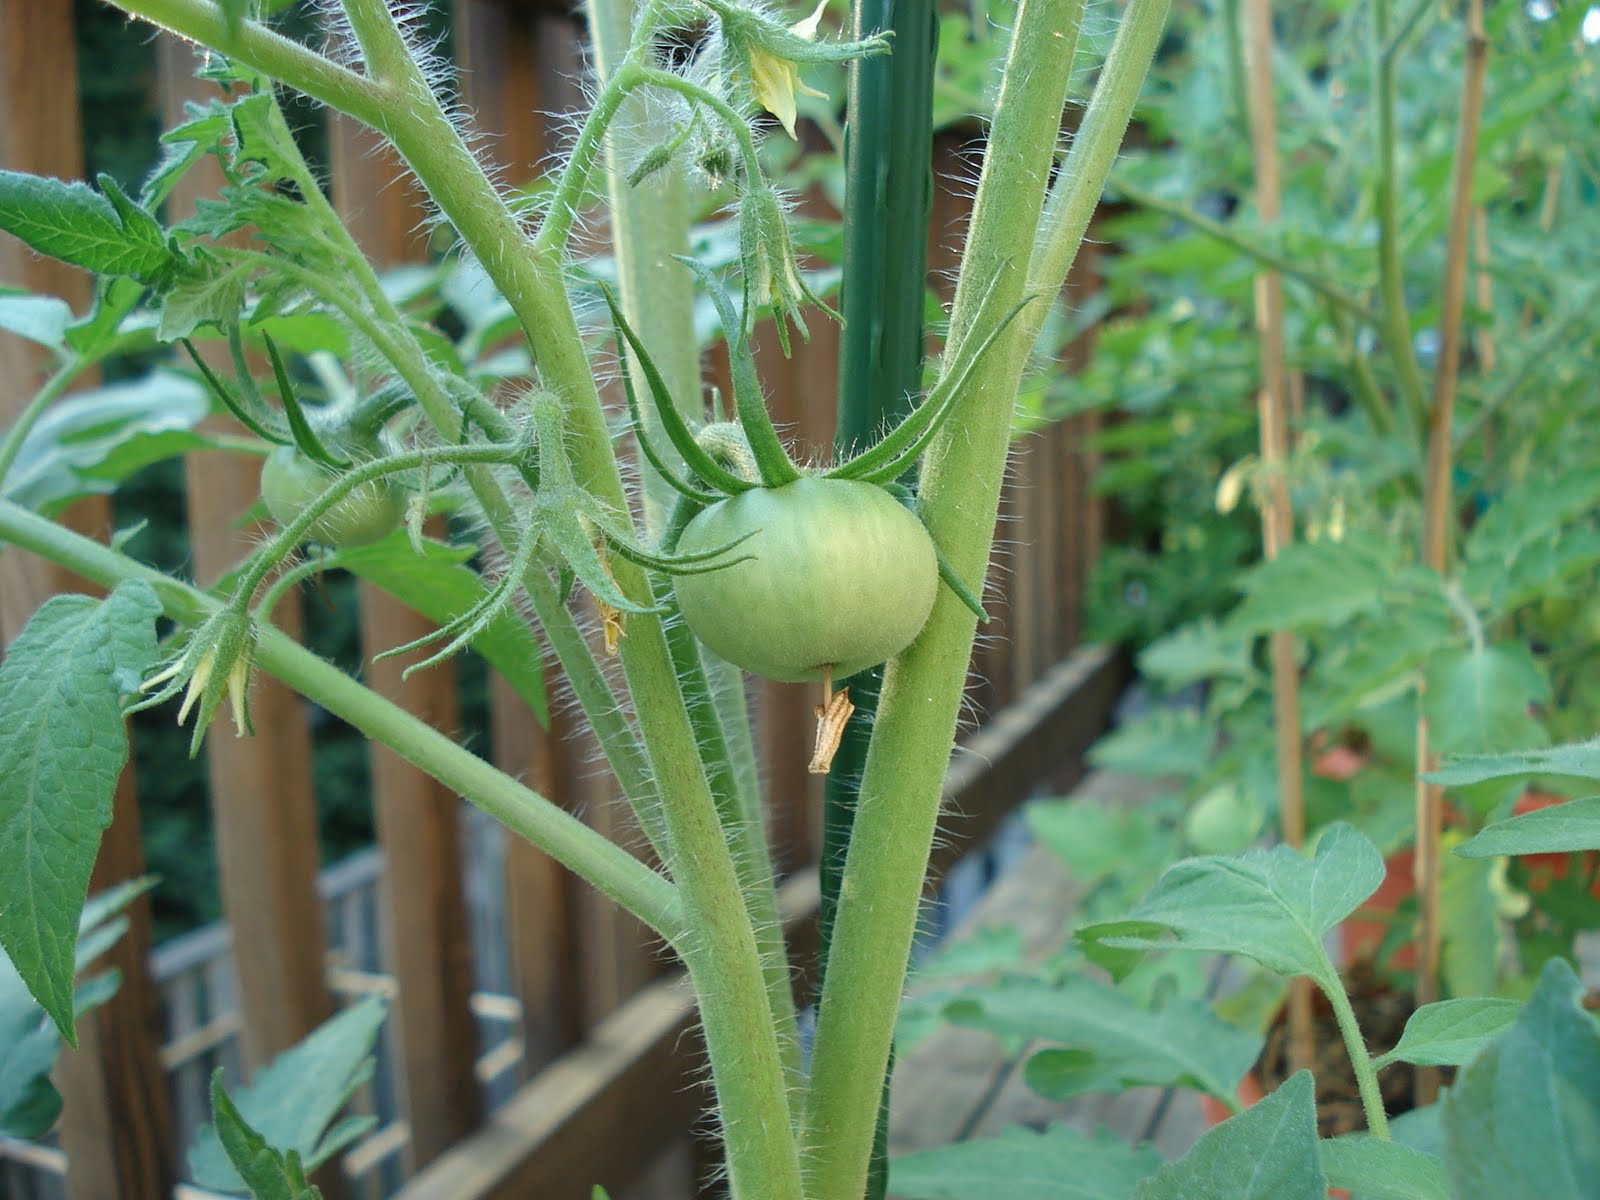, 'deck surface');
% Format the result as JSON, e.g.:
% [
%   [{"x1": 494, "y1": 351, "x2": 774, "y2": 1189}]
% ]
[{"x1": 887, "y1": 771, "x2": 1207, "y2": 1186}]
